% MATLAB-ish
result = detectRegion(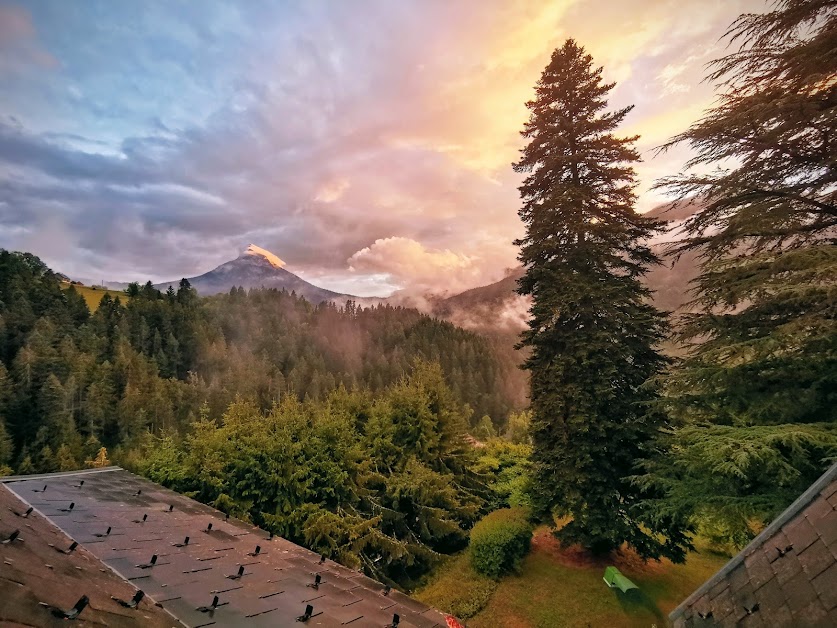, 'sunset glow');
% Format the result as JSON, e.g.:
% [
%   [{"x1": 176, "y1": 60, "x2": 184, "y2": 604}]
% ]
[{"x1": 0, "y1": 0, "x2": 763, "y2": 295}]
